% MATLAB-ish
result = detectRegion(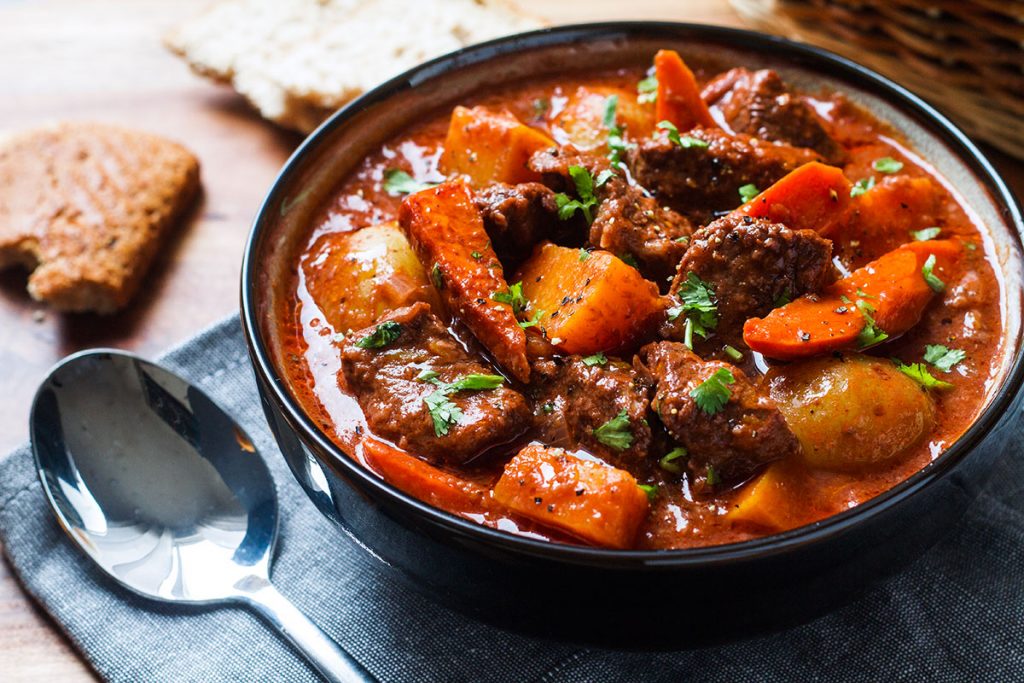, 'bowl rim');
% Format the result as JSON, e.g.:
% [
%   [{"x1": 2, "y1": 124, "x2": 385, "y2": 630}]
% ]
[{"x1": 241, "y1": 21, "x2": 1024, "y2": 568}]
